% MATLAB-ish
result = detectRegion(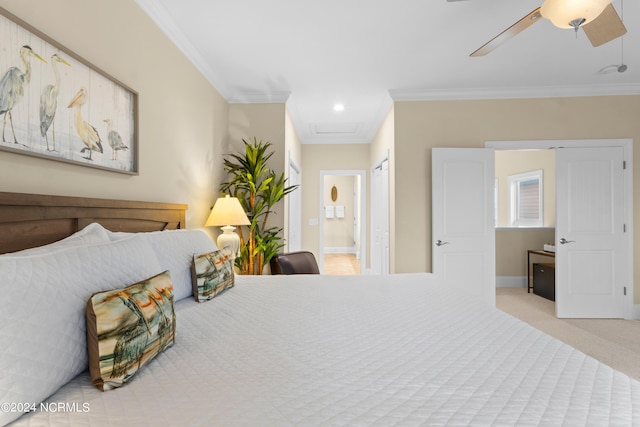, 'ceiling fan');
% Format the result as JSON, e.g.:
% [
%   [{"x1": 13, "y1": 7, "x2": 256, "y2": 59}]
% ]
[{"x1": 458, "y1": 0, "x2": 628, "y2": 57}]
